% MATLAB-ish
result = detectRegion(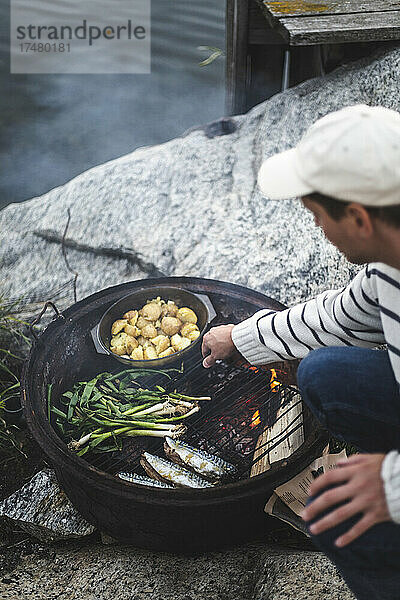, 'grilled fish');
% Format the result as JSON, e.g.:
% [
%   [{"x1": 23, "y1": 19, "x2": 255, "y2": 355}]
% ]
[
  {"x1": 140, "y1": 452, "x2": 214, "y2": 488},
  {"x1": 164, "y1": 437, "x2": 237, "y2": 482},
  {"x1": 117, "y1": 472, "x2": 175, "y2": 488}
]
